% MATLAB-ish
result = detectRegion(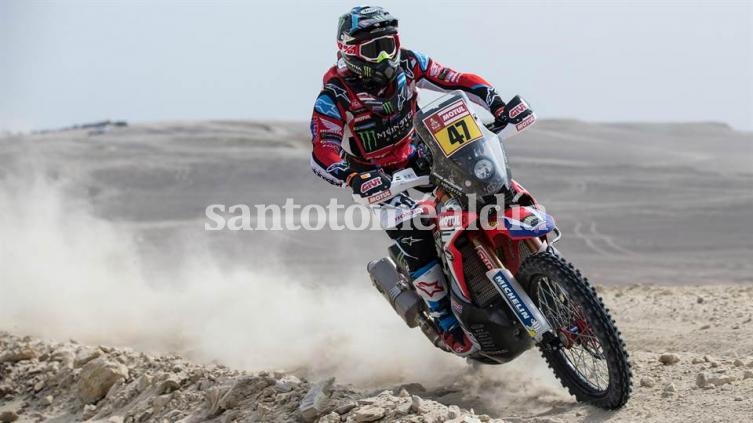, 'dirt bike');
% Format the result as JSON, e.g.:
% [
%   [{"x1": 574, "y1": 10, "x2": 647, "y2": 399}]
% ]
[{"x1": 359, "y1": 91, "x2": 632, "y2": 409}]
